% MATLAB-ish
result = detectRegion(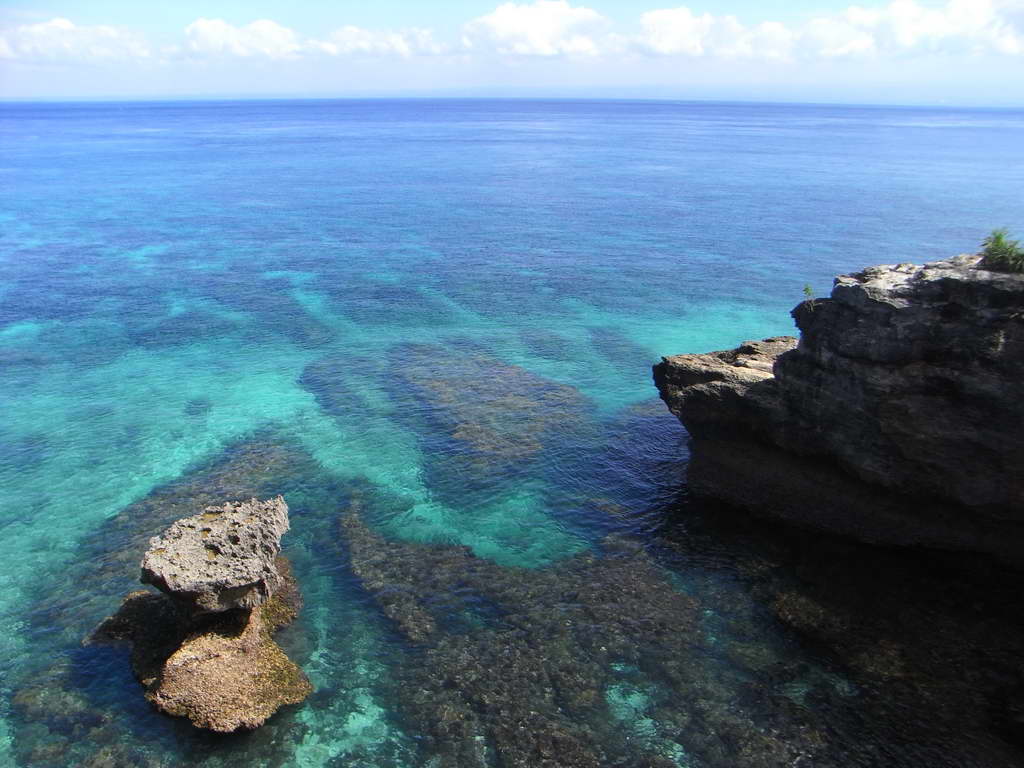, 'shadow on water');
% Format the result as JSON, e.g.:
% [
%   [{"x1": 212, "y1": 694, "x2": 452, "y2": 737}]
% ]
[
  {"x1": 543, "y1": 397, "x2": 690, "y2": 543},
  {"x1": 650, "y1": 489, "x2": 1024, "y2": 767}
]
